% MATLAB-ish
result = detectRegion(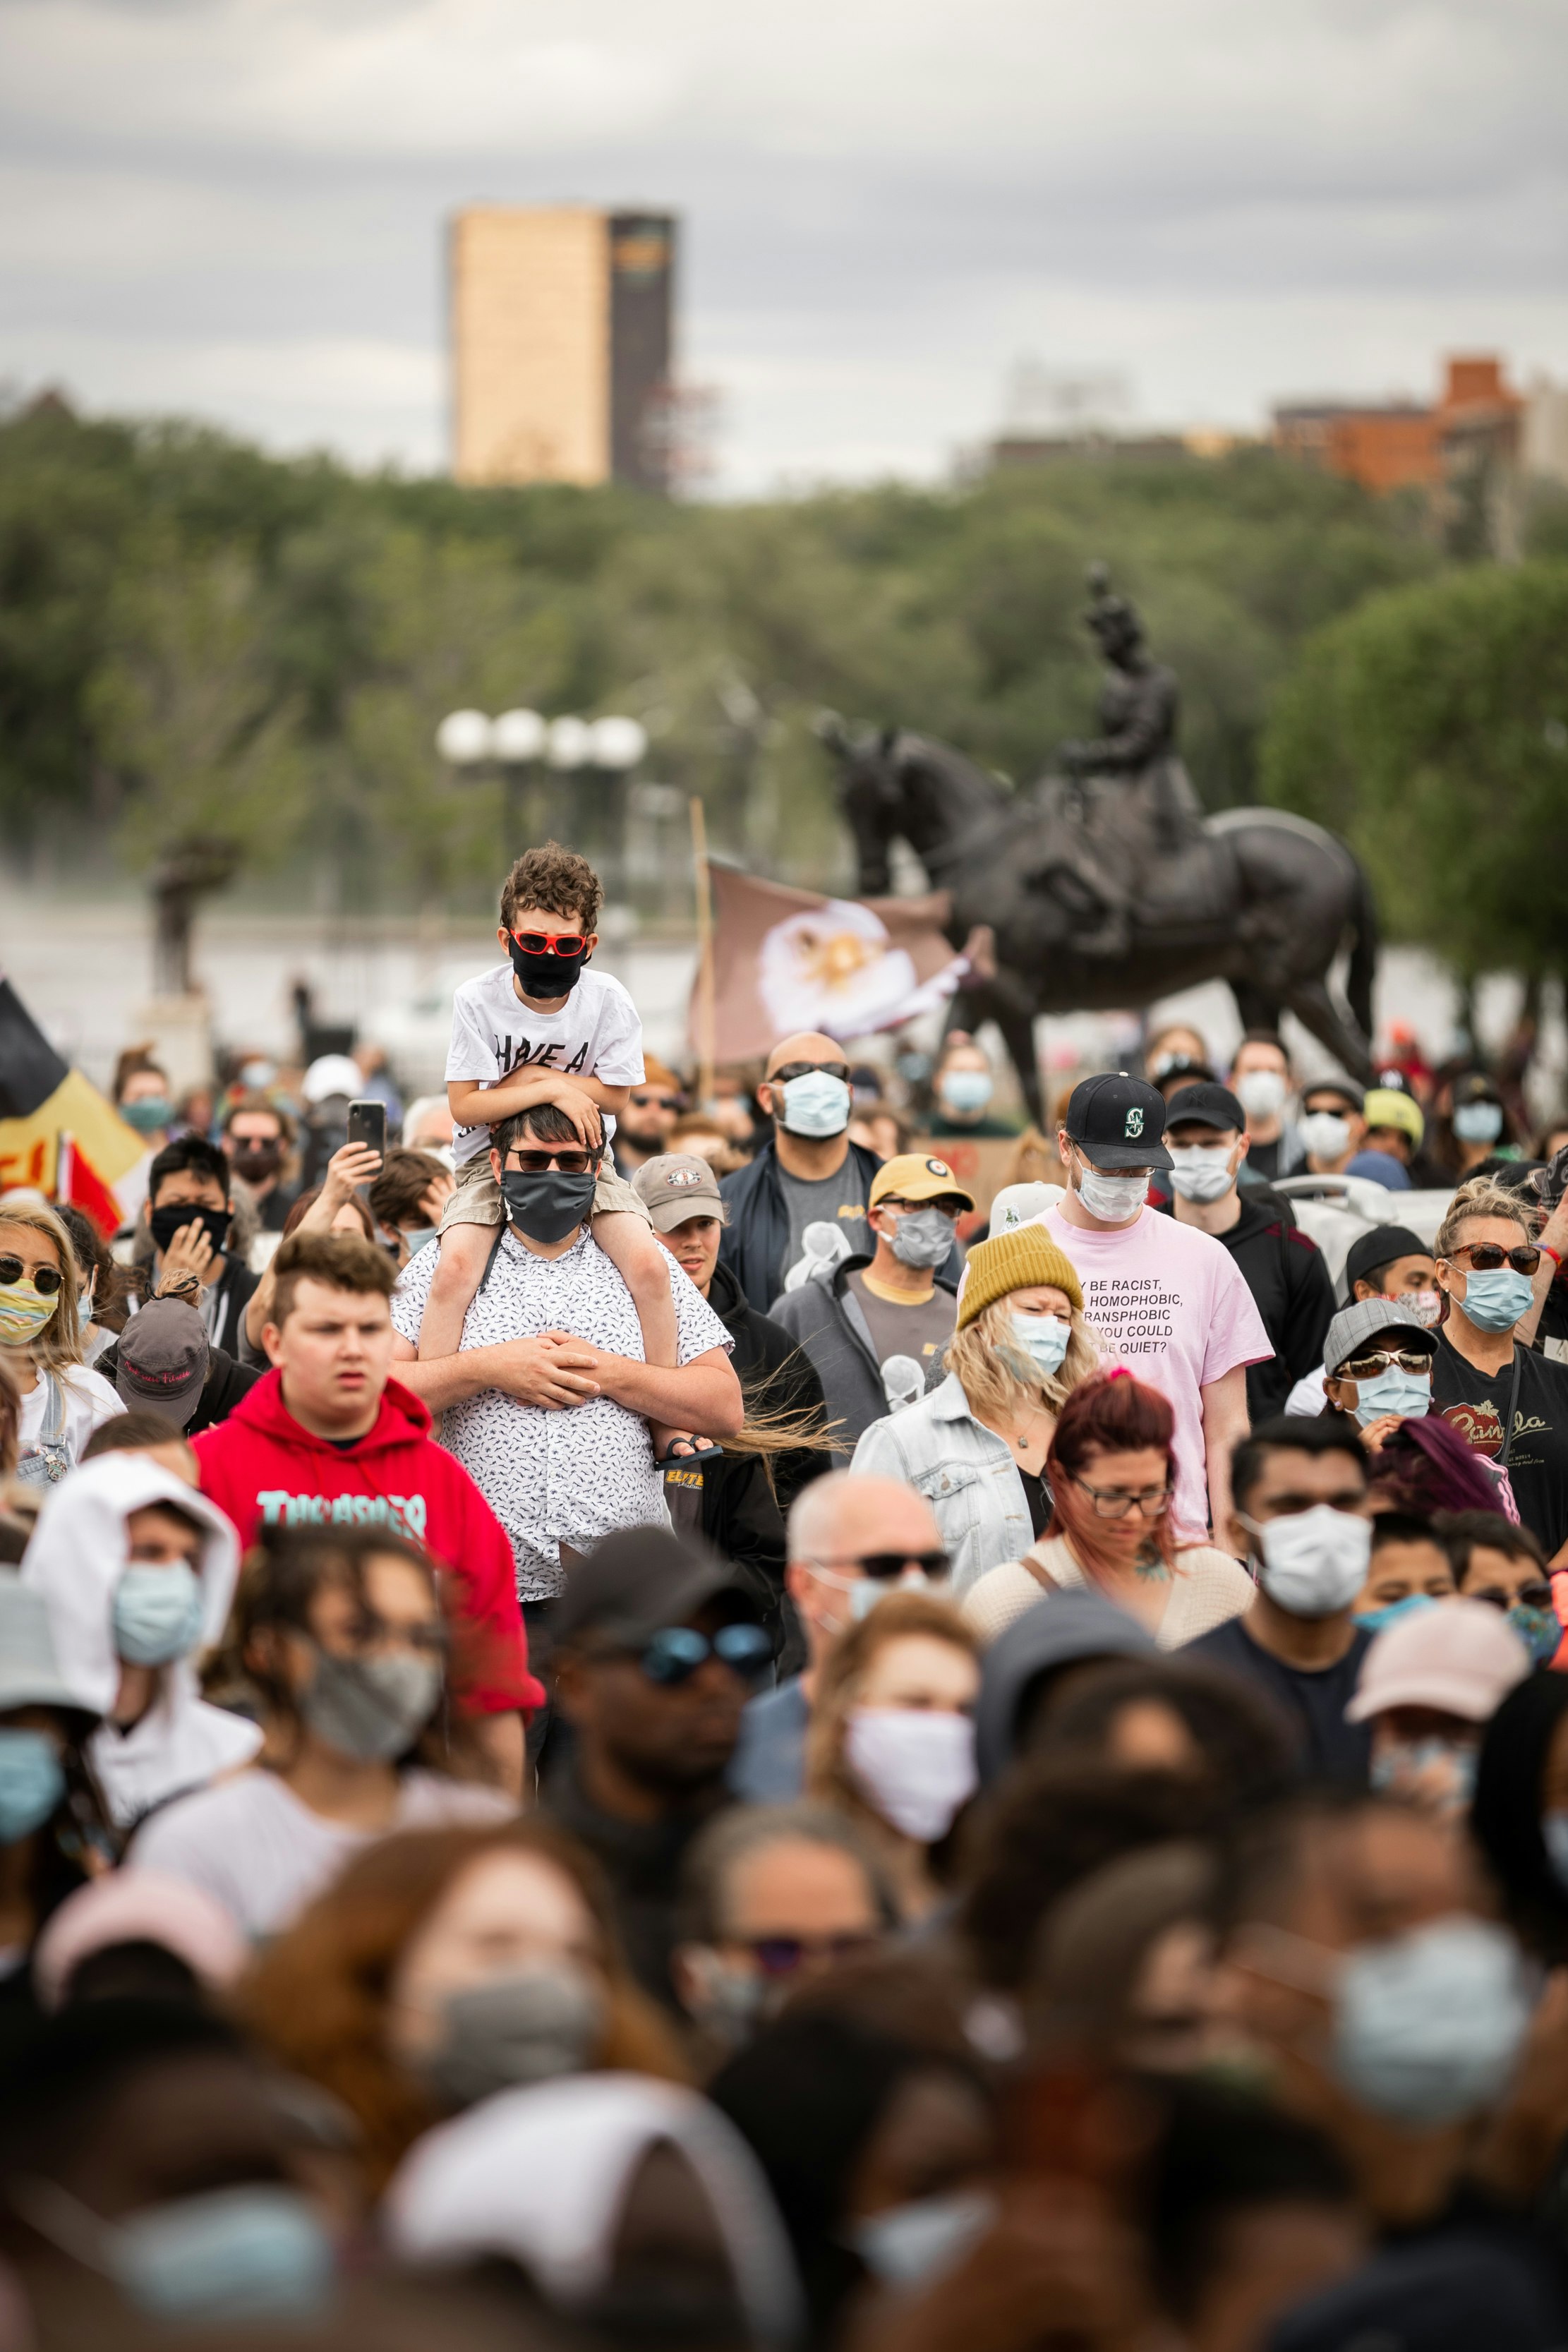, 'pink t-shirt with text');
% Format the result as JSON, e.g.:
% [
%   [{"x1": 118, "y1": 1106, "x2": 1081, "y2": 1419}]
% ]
[{"x1": 1042, "y1": 1203, "x2": 1272, "y2": 1536}]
